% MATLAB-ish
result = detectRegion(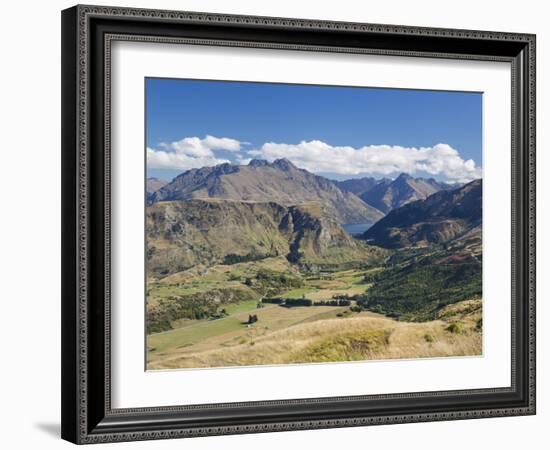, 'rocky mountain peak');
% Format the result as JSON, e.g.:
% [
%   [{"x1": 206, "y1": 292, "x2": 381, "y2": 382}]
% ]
[
  {"x1": 272, "y1": 158, "x2": 296, "y2": 171},
  {"x1": 149, "y1": 158, "x2": 383, "y2": 224},
  {"x1": 248, "y1": 159, "x2": 270, "y2": 168},
  {"x1": 395, "y1": 172, "x2": 414, "y2": 182}
]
